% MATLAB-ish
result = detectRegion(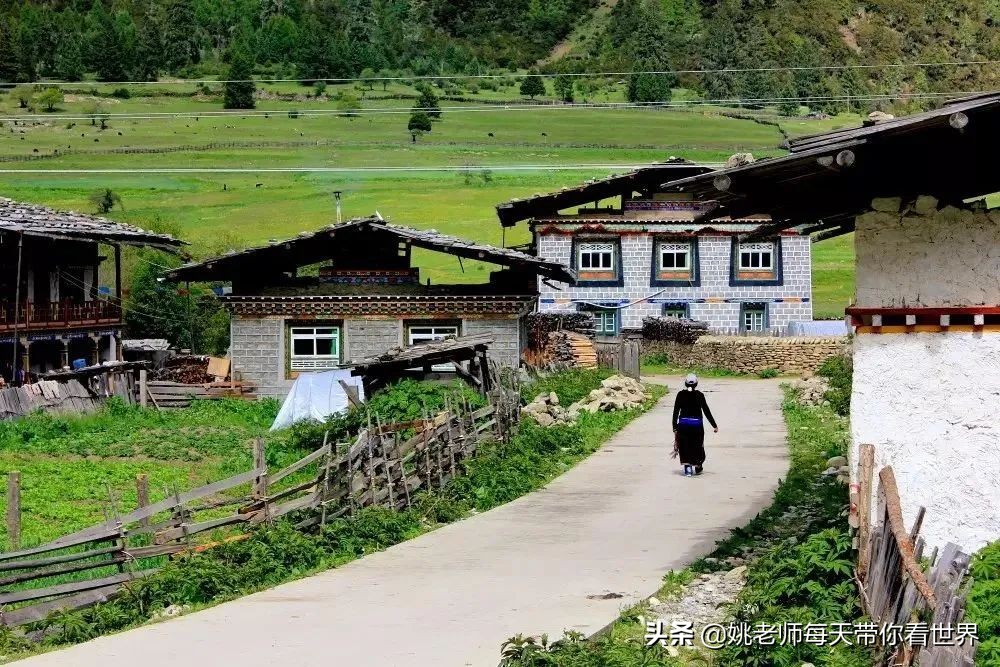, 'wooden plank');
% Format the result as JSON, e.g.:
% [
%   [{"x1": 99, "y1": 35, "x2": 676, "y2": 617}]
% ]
[
  {"x1": 136, "y1": 474, "x2": 150, "y2": 528},
  {"x1": 879, "y1": 466, "x2": 937, "y2": 607},
  {"x1": 857, "y1": 443, "x2": 875, "y2": 579},
  {"x1": 256, "y1": 491, "x2": 319, "y2": 522},
  {"x1": 207, "y1": 356, "x2": 230, "y2": 379},
  {"x1": 155, "y1": 514, "x2": 253, "y2": 544},
  {"x1": 0, "y1": 545, "x2": 121, "y2": 573},
  {"x1": 0, "y1": 568, "x2": 158, "y2": 606},
  {"x1": 0, "y1": 552, "x2": 125, "y2": 587},
  {"x1": 29, "y1": 467, "x2": 264, "y2": 553},
  {"x1": 6, "y1": 471, "x2": 20, "y2": 551},
  {"x1": 266, "y1": 447, "x2": 327, "y2": 487},
  {"x1": 0, "y1": 582, "x2": 127, "y2": 627}
]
